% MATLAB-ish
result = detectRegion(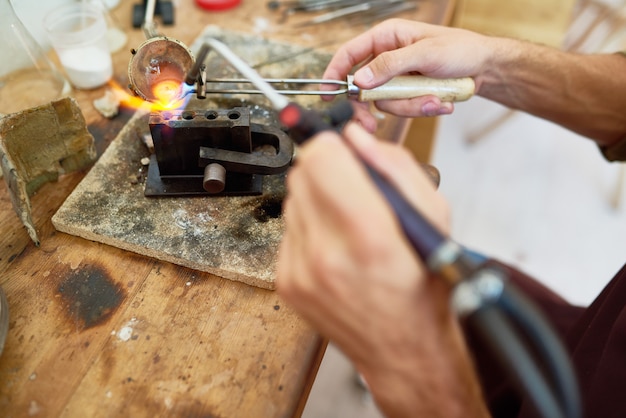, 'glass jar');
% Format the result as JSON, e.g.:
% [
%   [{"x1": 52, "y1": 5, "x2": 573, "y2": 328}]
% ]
[{"x1": 0, "y1": 0, "x2": 70, "y2": 115}]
